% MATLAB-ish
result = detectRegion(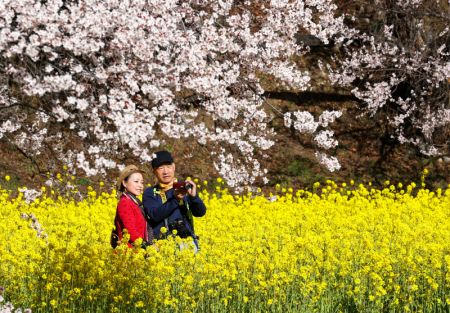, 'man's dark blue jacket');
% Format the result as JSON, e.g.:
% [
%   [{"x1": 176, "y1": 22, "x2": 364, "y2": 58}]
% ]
[{"x1": 142, "y1": 185, "x2": 206, "y2": 239}]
